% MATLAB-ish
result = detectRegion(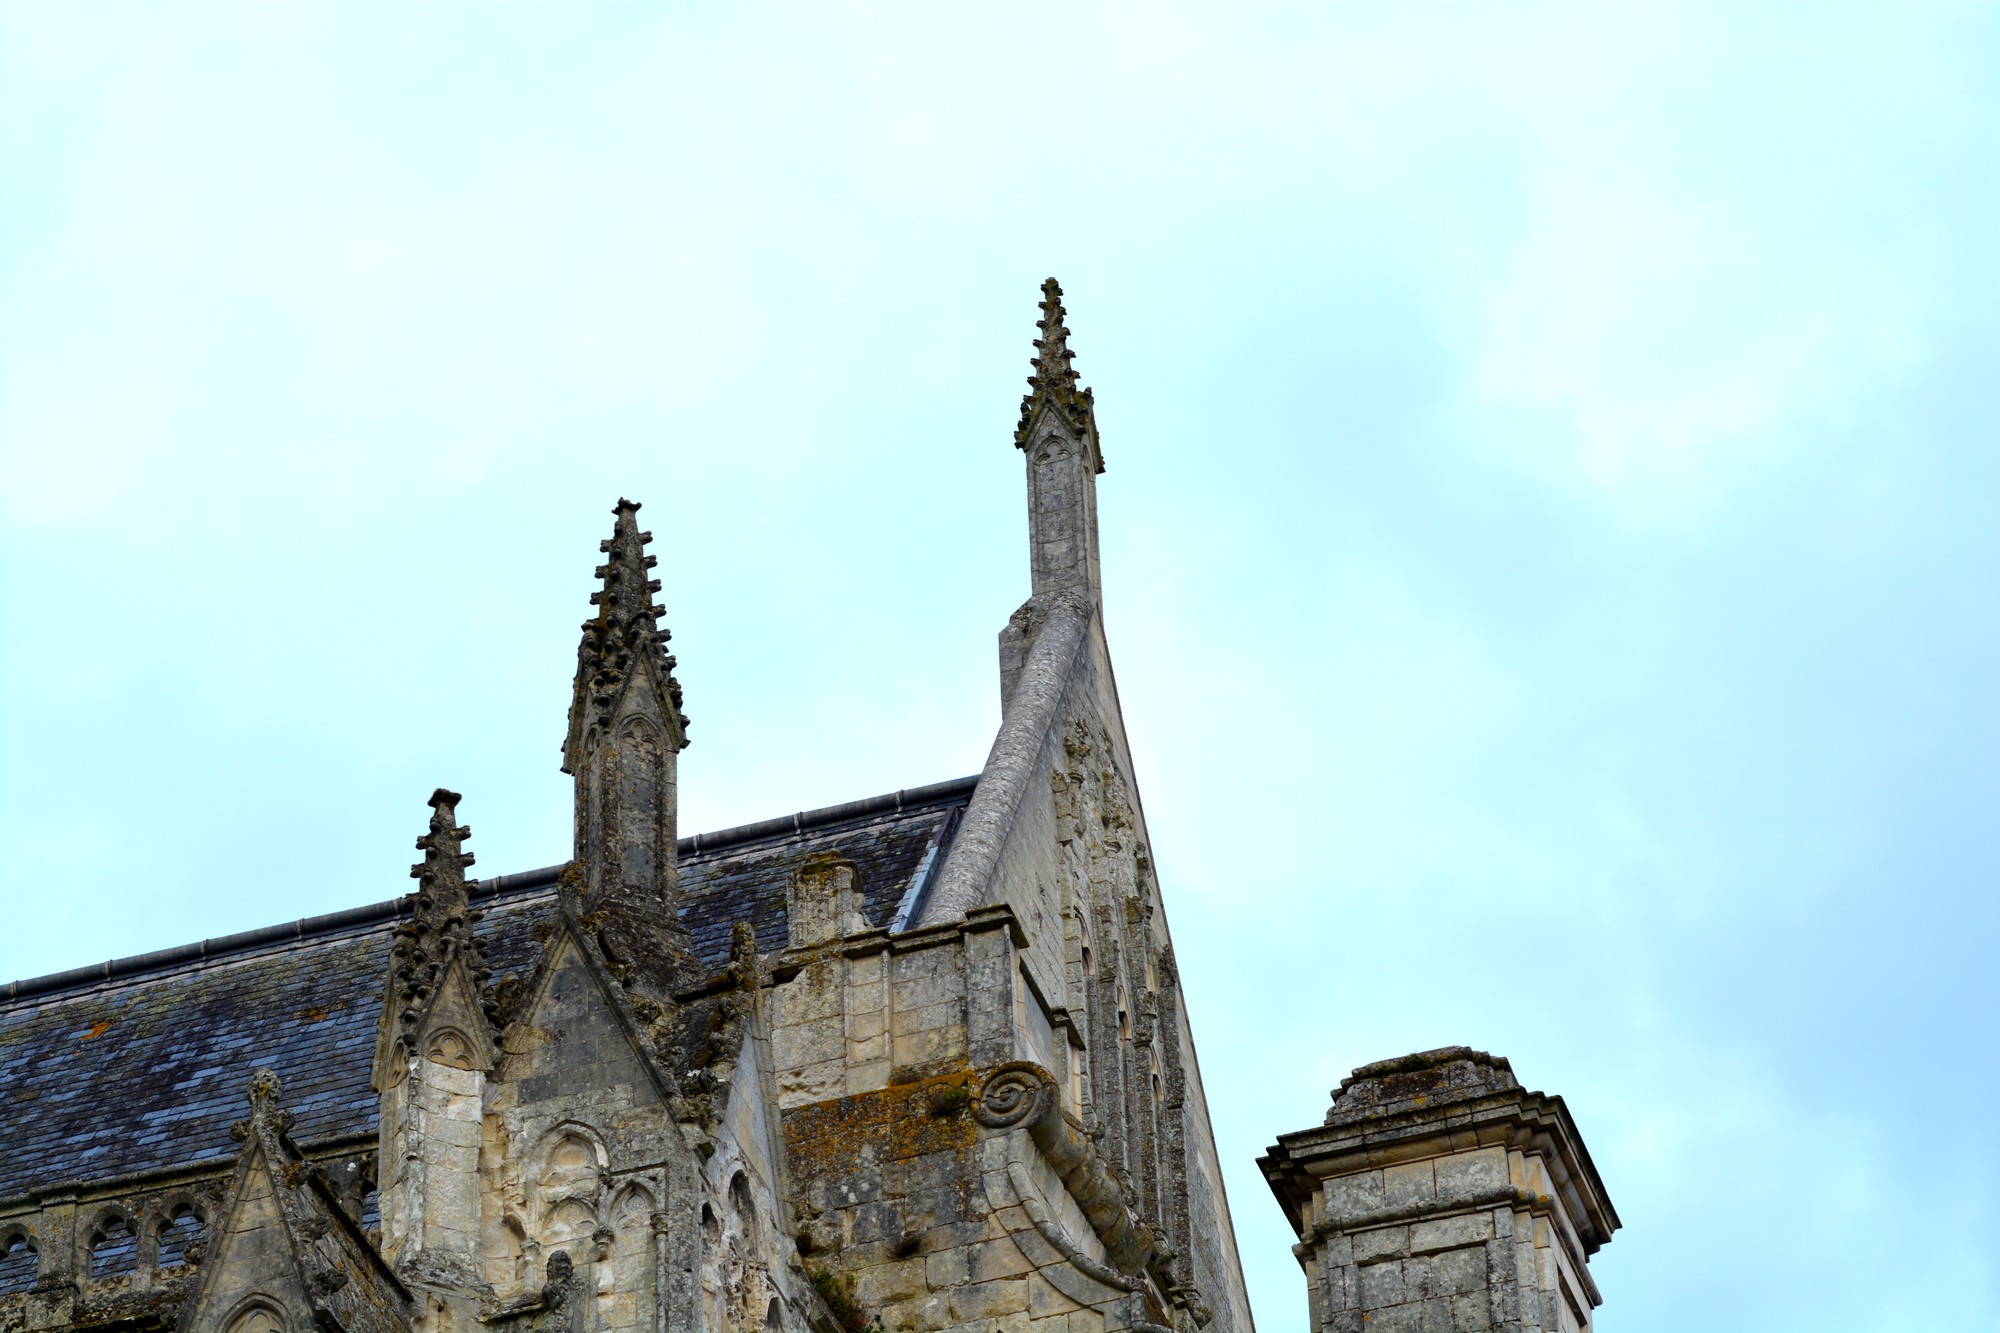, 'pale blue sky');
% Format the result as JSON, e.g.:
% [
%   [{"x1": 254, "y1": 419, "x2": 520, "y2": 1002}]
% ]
[{"x1": 2, "y1": 5, "x2": 1995, "y2": 1329}]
